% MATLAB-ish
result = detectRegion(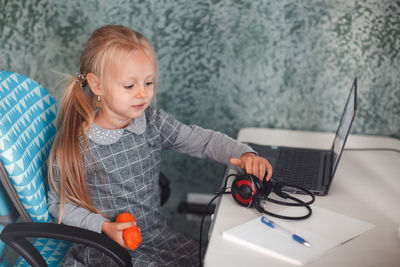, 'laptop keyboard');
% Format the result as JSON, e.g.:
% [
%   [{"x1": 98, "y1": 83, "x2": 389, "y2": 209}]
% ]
[{"x1": 273, "y1": 148, "x2": 322, "y2": 188}]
